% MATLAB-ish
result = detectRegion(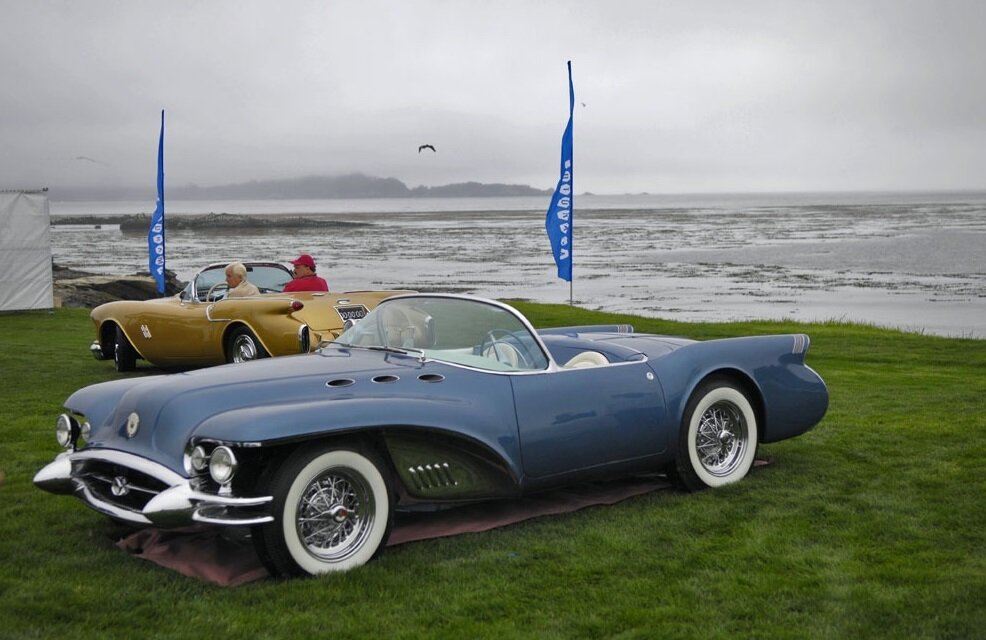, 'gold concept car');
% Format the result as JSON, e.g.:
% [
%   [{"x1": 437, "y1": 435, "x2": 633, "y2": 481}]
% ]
[{"x1": 89, "y1": 261, "x2": 411, "y2": 371}]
